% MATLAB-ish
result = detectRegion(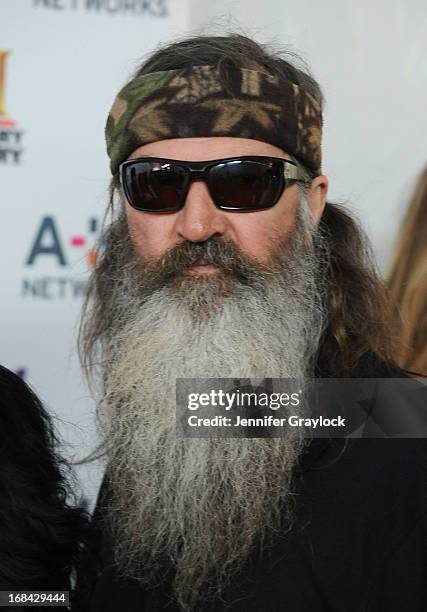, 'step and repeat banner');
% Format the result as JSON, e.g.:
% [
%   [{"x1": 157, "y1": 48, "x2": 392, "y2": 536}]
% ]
[
  {"x1": 2, "y1": 0, "x2": 427, "y2": 504},
  {"x1": 0, "y1": 0, "x2": 190, "y2": 504}
]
